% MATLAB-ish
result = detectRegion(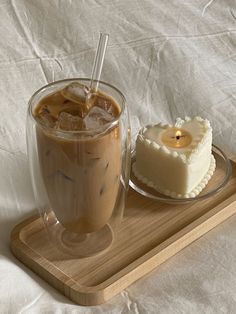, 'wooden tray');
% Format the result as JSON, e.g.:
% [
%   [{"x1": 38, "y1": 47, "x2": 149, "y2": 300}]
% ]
[{"x1": 10, "y1": 159, "x2": 236, "y2": 306}]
